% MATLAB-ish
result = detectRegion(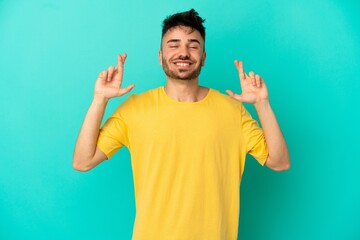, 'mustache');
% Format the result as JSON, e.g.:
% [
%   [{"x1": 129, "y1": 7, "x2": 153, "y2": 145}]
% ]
[
  {"x1": 171, "y1": 55, "x2": 196, "y2": 63},
  {"x1": 176, "y1": 55, "x2": 190, "y2": 60}
]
